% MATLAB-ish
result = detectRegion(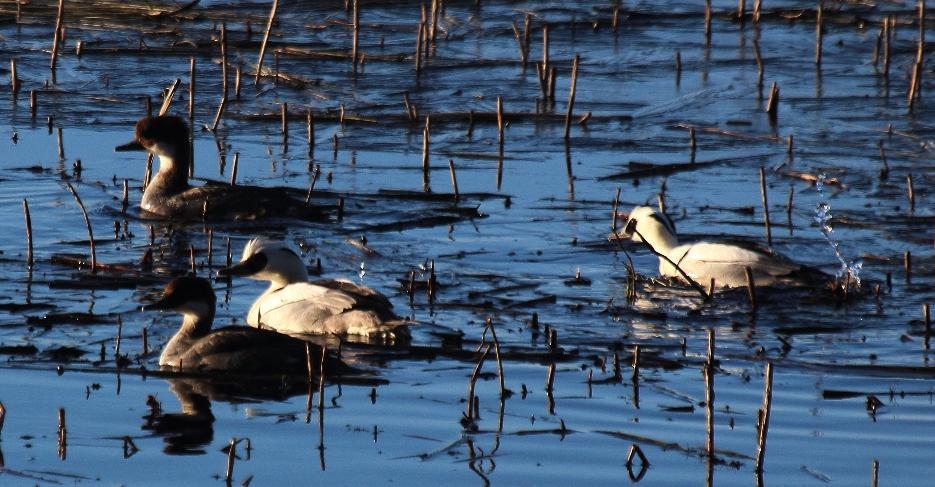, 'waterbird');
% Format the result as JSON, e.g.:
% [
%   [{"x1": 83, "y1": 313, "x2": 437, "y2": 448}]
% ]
[
  {"x1": 143, "y1": 276, "x2": 350, "y2": 374},
  {"x1": 115, "y1": 115, "x2": 328, "y2": 221},
  {"x1": 617, "y1": 205, "x2": 830, "y2": 288},
  {"x1": 219, "y1": 238, "x2": 410, "y2": 339}
]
